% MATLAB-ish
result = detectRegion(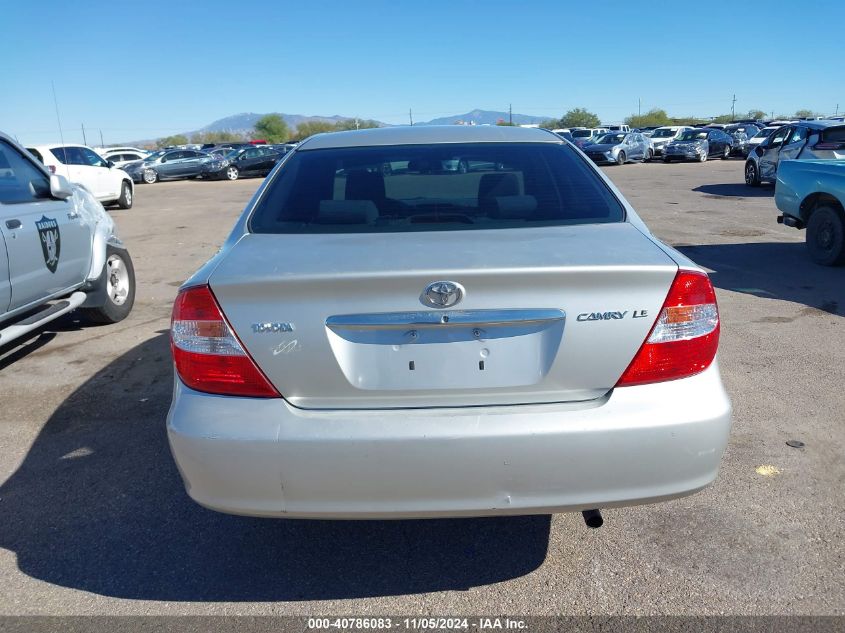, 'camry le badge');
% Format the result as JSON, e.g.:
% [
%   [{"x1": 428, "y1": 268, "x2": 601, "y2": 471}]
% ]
[{"x1": 421, "y1": 281, "x2": 464, "y2": 309}]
